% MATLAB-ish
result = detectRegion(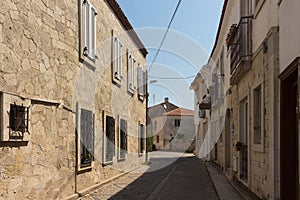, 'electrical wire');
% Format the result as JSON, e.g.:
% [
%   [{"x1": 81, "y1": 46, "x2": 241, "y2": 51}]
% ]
[
  {"x1": 148, "y1": 0, "x2": 183, "y2": 73},
  {"x1": 148, "y1": 75, "x2": 196, "y2": 80}
]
